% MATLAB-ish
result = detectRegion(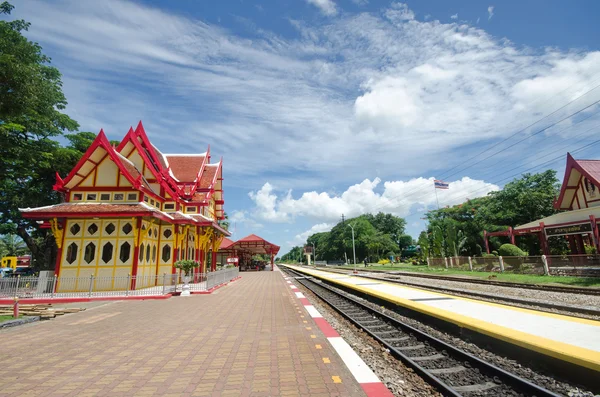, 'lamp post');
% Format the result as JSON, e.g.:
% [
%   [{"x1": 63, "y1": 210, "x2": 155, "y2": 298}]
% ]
[
  {"x1": 347, "y1": 223, "x2": 357, "y2": 274},
  {"x1": 312, "y1": 242, "x2": 316, "y2": 267}
]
